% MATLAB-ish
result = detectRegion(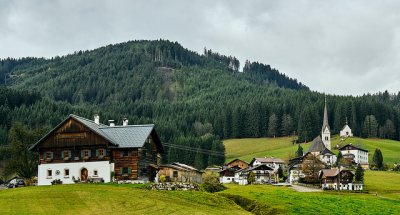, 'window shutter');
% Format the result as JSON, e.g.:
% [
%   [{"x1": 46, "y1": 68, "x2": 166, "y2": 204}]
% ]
[
  {"x1": 69, "y1": 150, "x2": 72, "y2": 158},
  {"x1": 51, "y1": 152, "x2": 54, "y2": 159},
  {"x1": 61, "y1": 151, "x2": 64, "y2": 159},
  {"x1": 120, "y1": 167, "x2": 123, "y2": 176},
  {"x1": 120, "y1": 151, "x2": 123, "y2": 157},
  {"x1": 128, "y1": 167, "x2": 131, "y2": 176},
  {"x1": 88, "y1": 150, "x2": 91, "y2": 157},
  {"x1": 96, "y1": 149, "x2": 98, "y2": 157},
  {"x1": 81, "y1": 150, "x2": 84, "y2": 158},
  {"x1": 103, "y1": 148, "x2": 106, "y2": 156}
]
